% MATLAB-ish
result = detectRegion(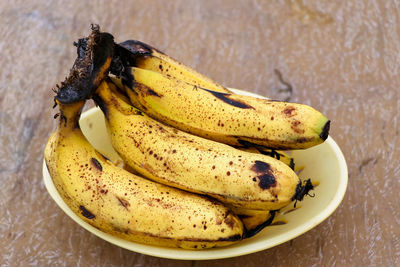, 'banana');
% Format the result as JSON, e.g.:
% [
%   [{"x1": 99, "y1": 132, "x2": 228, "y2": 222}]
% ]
[
  {"x1": 45, "y1": 26, "x2": 244, "y2": 249},
  {"x1": 45, "y1": 101, "x2": 244, "y2": 249},
  {"x1": 109, "y1": 67, "x2": 330, "y2": 150},
  {"x1": 113, "y1": 40, "x2": 231, "y2": 93},
  {"x1": 112, "y1": 40, "x2": 326, "y2": 151},
  {"x1": 92, "y1": 81, "x2": 312, "y2": 211}
]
